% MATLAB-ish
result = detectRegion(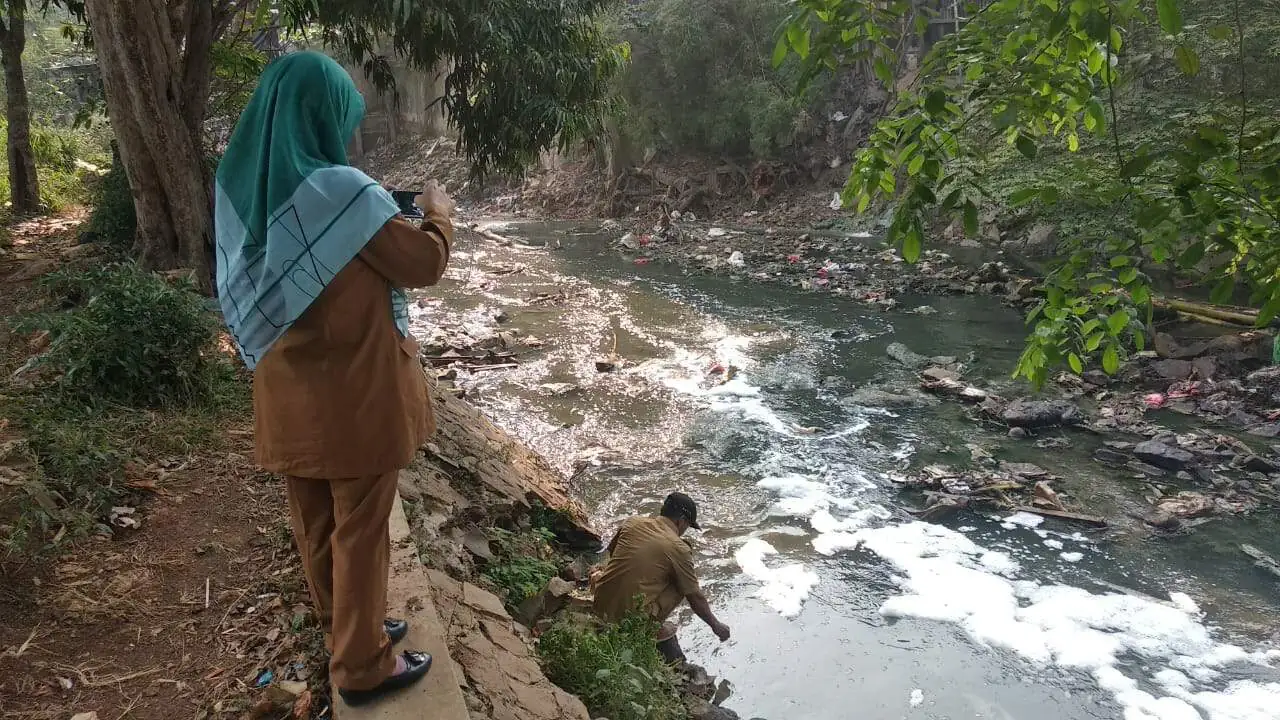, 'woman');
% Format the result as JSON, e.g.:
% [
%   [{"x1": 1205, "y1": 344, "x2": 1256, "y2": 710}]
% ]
[{"x1": 214, "y1": 51, "x2": 453, "y2": 706}]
